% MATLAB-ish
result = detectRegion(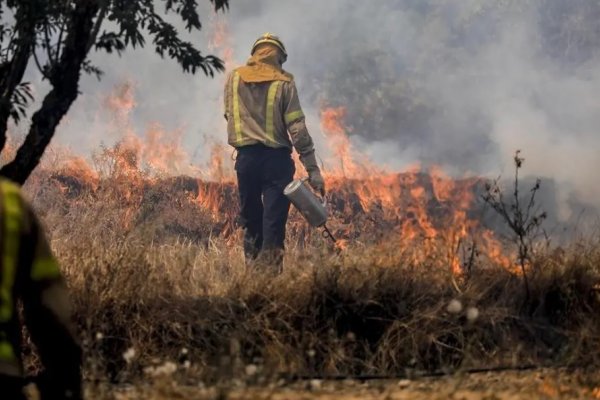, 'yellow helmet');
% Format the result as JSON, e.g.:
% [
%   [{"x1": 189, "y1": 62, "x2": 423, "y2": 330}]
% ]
[{"x1": 251, "y1": 33, "x2": 288, "y2": 62}]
